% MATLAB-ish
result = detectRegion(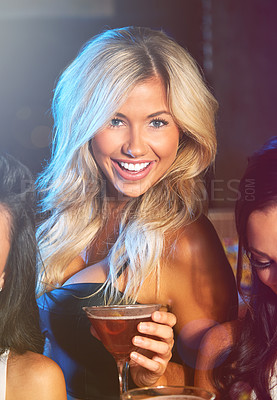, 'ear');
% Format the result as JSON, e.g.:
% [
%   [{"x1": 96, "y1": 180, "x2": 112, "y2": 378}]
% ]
[{"x1": 0, "y1": 271, "x2": 5, "y2": 291}]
